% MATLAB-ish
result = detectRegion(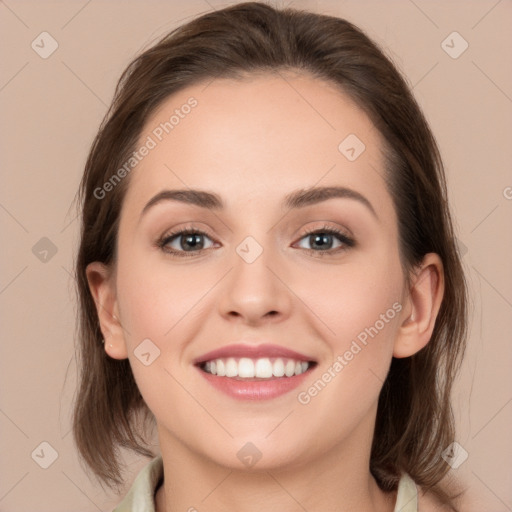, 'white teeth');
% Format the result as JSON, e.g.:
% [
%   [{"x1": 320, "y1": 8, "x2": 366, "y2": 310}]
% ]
[
  {"x1": 272, "y1": 358, "x2": 285, "y2": 377},
  {"x1": 225, "y1": 358, "x2": 238, "y2": 377},
  {"x1": 216, "y1": 359, "x2": 225, "y2": 376},
  {"x1": 255, "y1": 358, "x2": 273, "y2": 378},
  {"x1": 202, "y1": 357, "x2": 312, "y2": 378},
  {"x1": 285, "y1": 359, "x2": 296, "y2": 377},
  {"x1": 238, "y1": 358, "x2": 255, "y2": 378}
]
